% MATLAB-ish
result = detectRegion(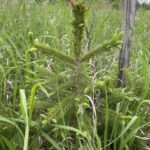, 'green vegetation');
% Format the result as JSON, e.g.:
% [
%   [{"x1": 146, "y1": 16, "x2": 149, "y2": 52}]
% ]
[{"x1": 0, "y1": 0, "x2": 150, "y2": 150}]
